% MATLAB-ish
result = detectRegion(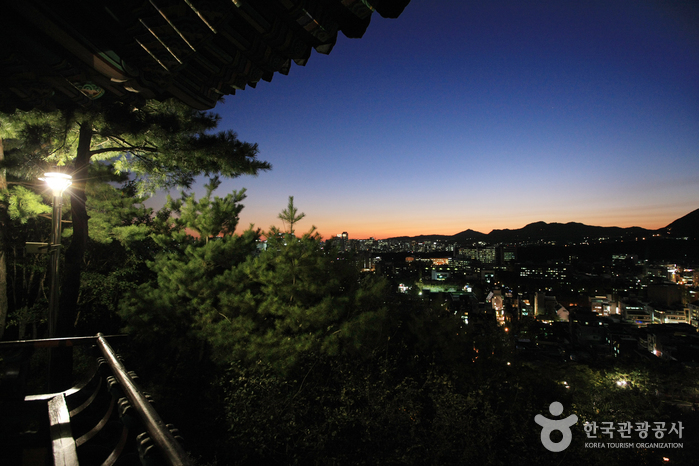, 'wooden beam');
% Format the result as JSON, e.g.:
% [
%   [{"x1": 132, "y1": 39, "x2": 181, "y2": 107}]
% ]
[{"x1": 48, "y1": 394, "x2": 79, "y2": 466}]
